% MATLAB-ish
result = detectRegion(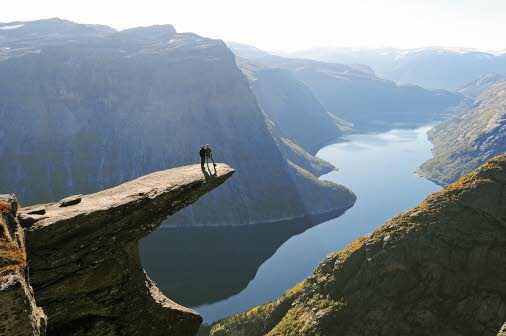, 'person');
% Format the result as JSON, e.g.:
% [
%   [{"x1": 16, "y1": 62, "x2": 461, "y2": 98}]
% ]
[
  {"x1": 205, "y1": 144, "x2": 217, "y2": 168},
  {"x1": 199, "y1": 145, "x2": 207, "y2": 169}
]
